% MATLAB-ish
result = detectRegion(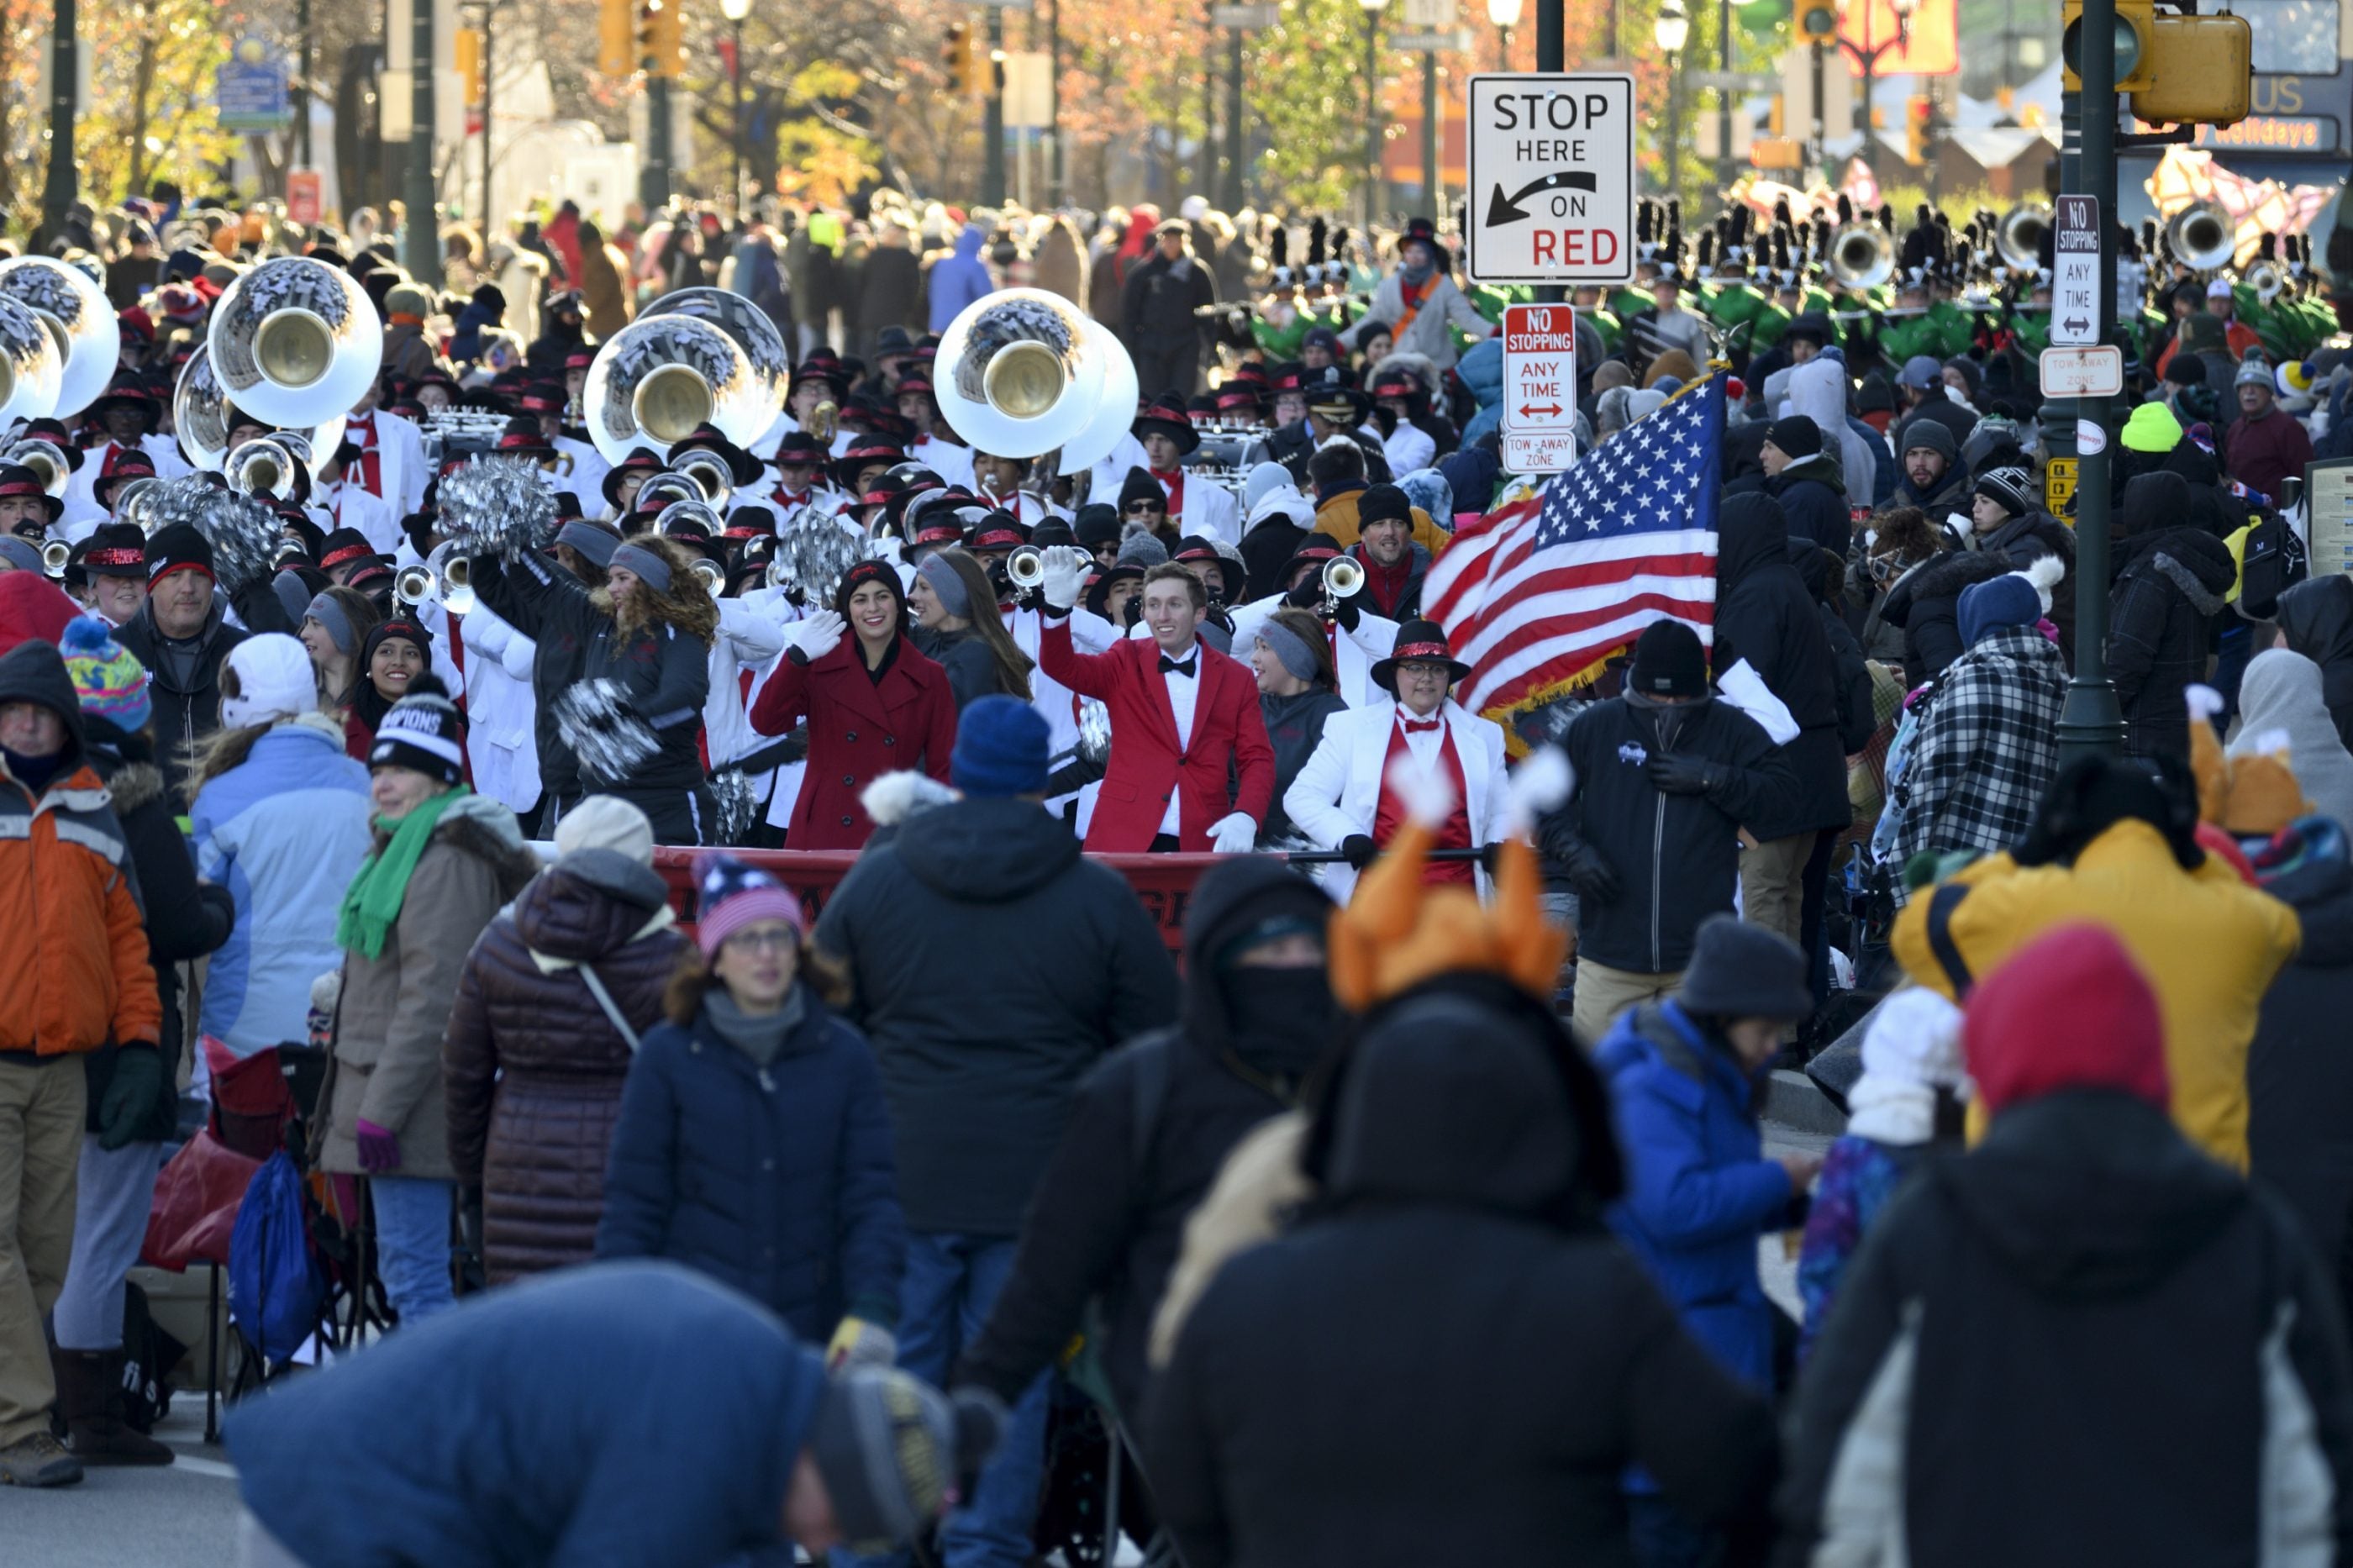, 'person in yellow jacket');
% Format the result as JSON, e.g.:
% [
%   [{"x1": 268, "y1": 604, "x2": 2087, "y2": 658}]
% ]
[{"x1": 1892, "y1": 755, "x2": 2299, "y2": 1171}]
